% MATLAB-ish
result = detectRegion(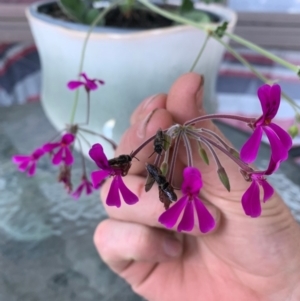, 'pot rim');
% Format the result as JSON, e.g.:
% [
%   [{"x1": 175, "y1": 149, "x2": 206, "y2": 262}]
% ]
[{"x1": 26, "y1": 0, "x2": 237, "y2": 37}]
